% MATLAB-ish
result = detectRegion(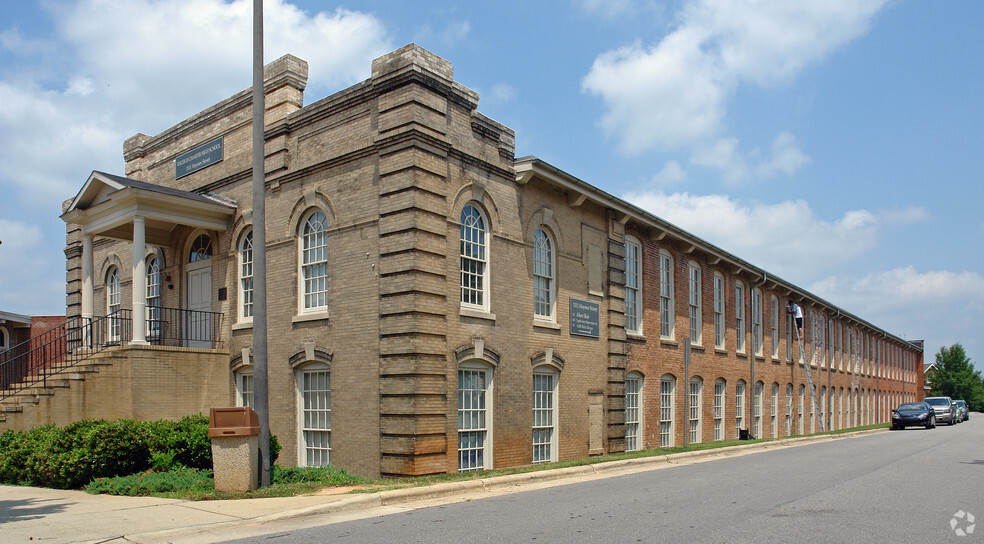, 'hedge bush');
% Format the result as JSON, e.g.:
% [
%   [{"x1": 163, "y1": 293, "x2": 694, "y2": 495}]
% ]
[{"x1": 0, "y1": 415, "x2": 280, "y2": 489}]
